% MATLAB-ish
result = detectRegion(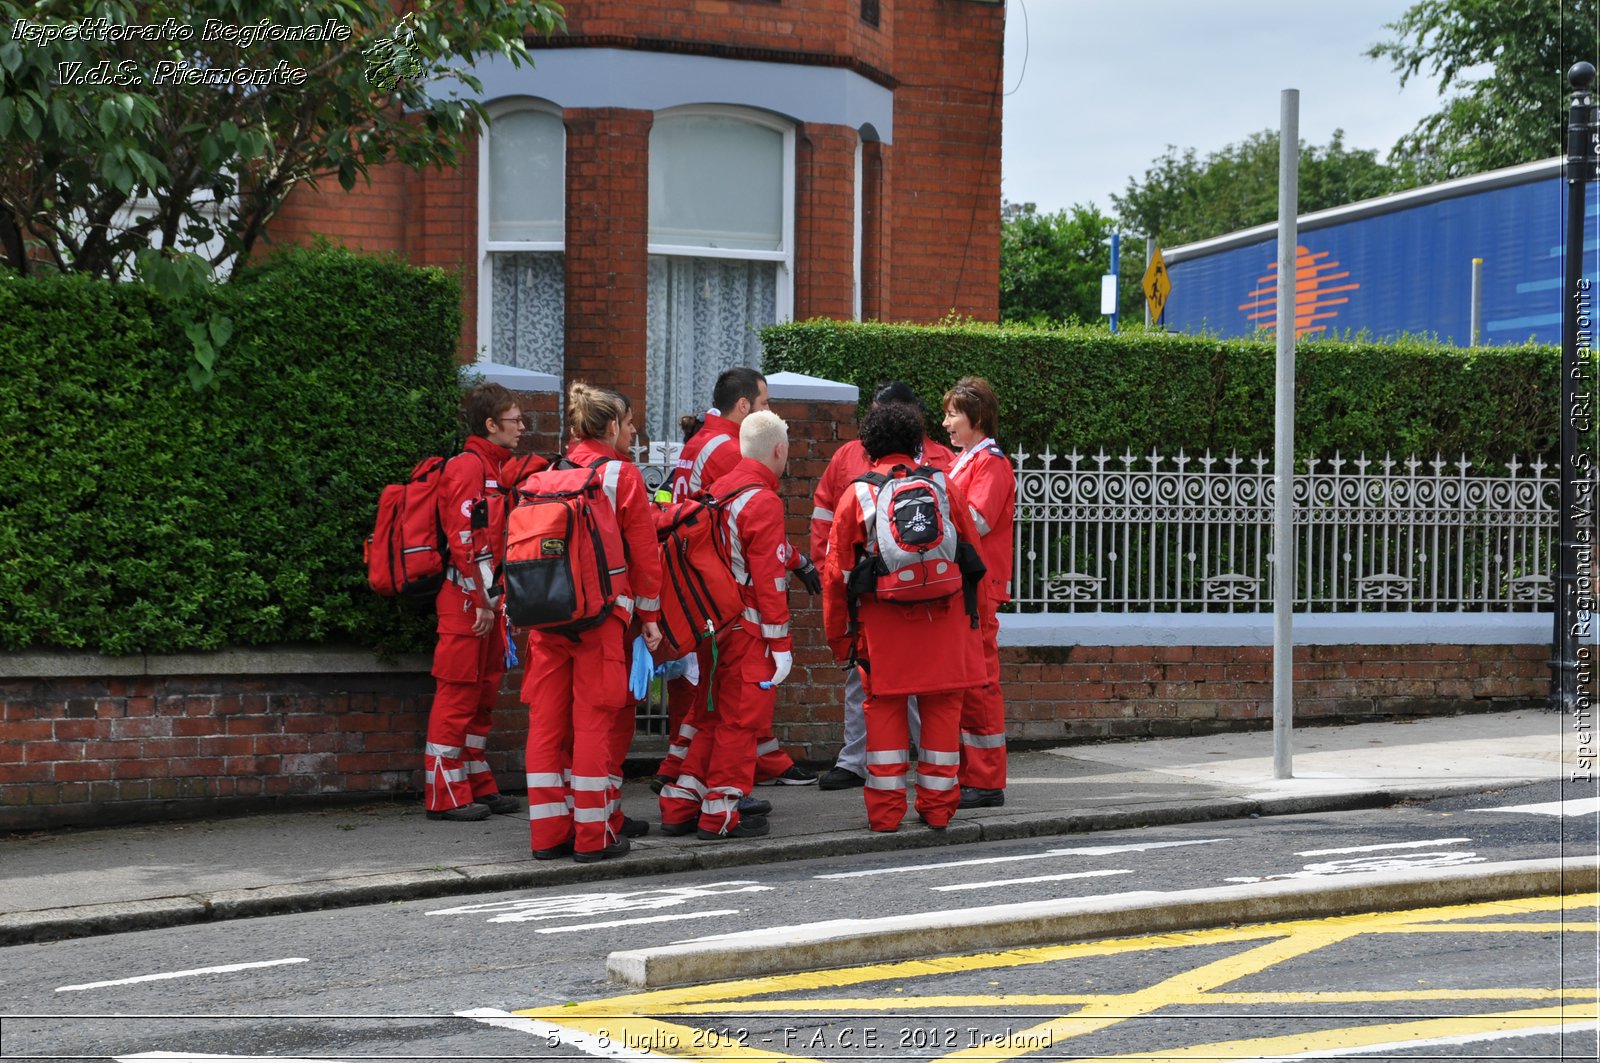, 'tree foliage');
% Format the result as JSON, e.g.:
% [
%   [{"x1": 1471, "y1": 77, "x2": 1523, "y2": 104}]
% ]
[
  {"x1": 0, "y1": 0, "x2": 565, "y2": 280},
  {"x1": 1112, "y1": 130, "x2": 1407, "y2": 247},
  {"x1": 999, "y1": 200, "x2": 1144, "y2": 326},
  {"x1": 1368, "y1": 0, "x2": 1599, "y2": 181}
]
